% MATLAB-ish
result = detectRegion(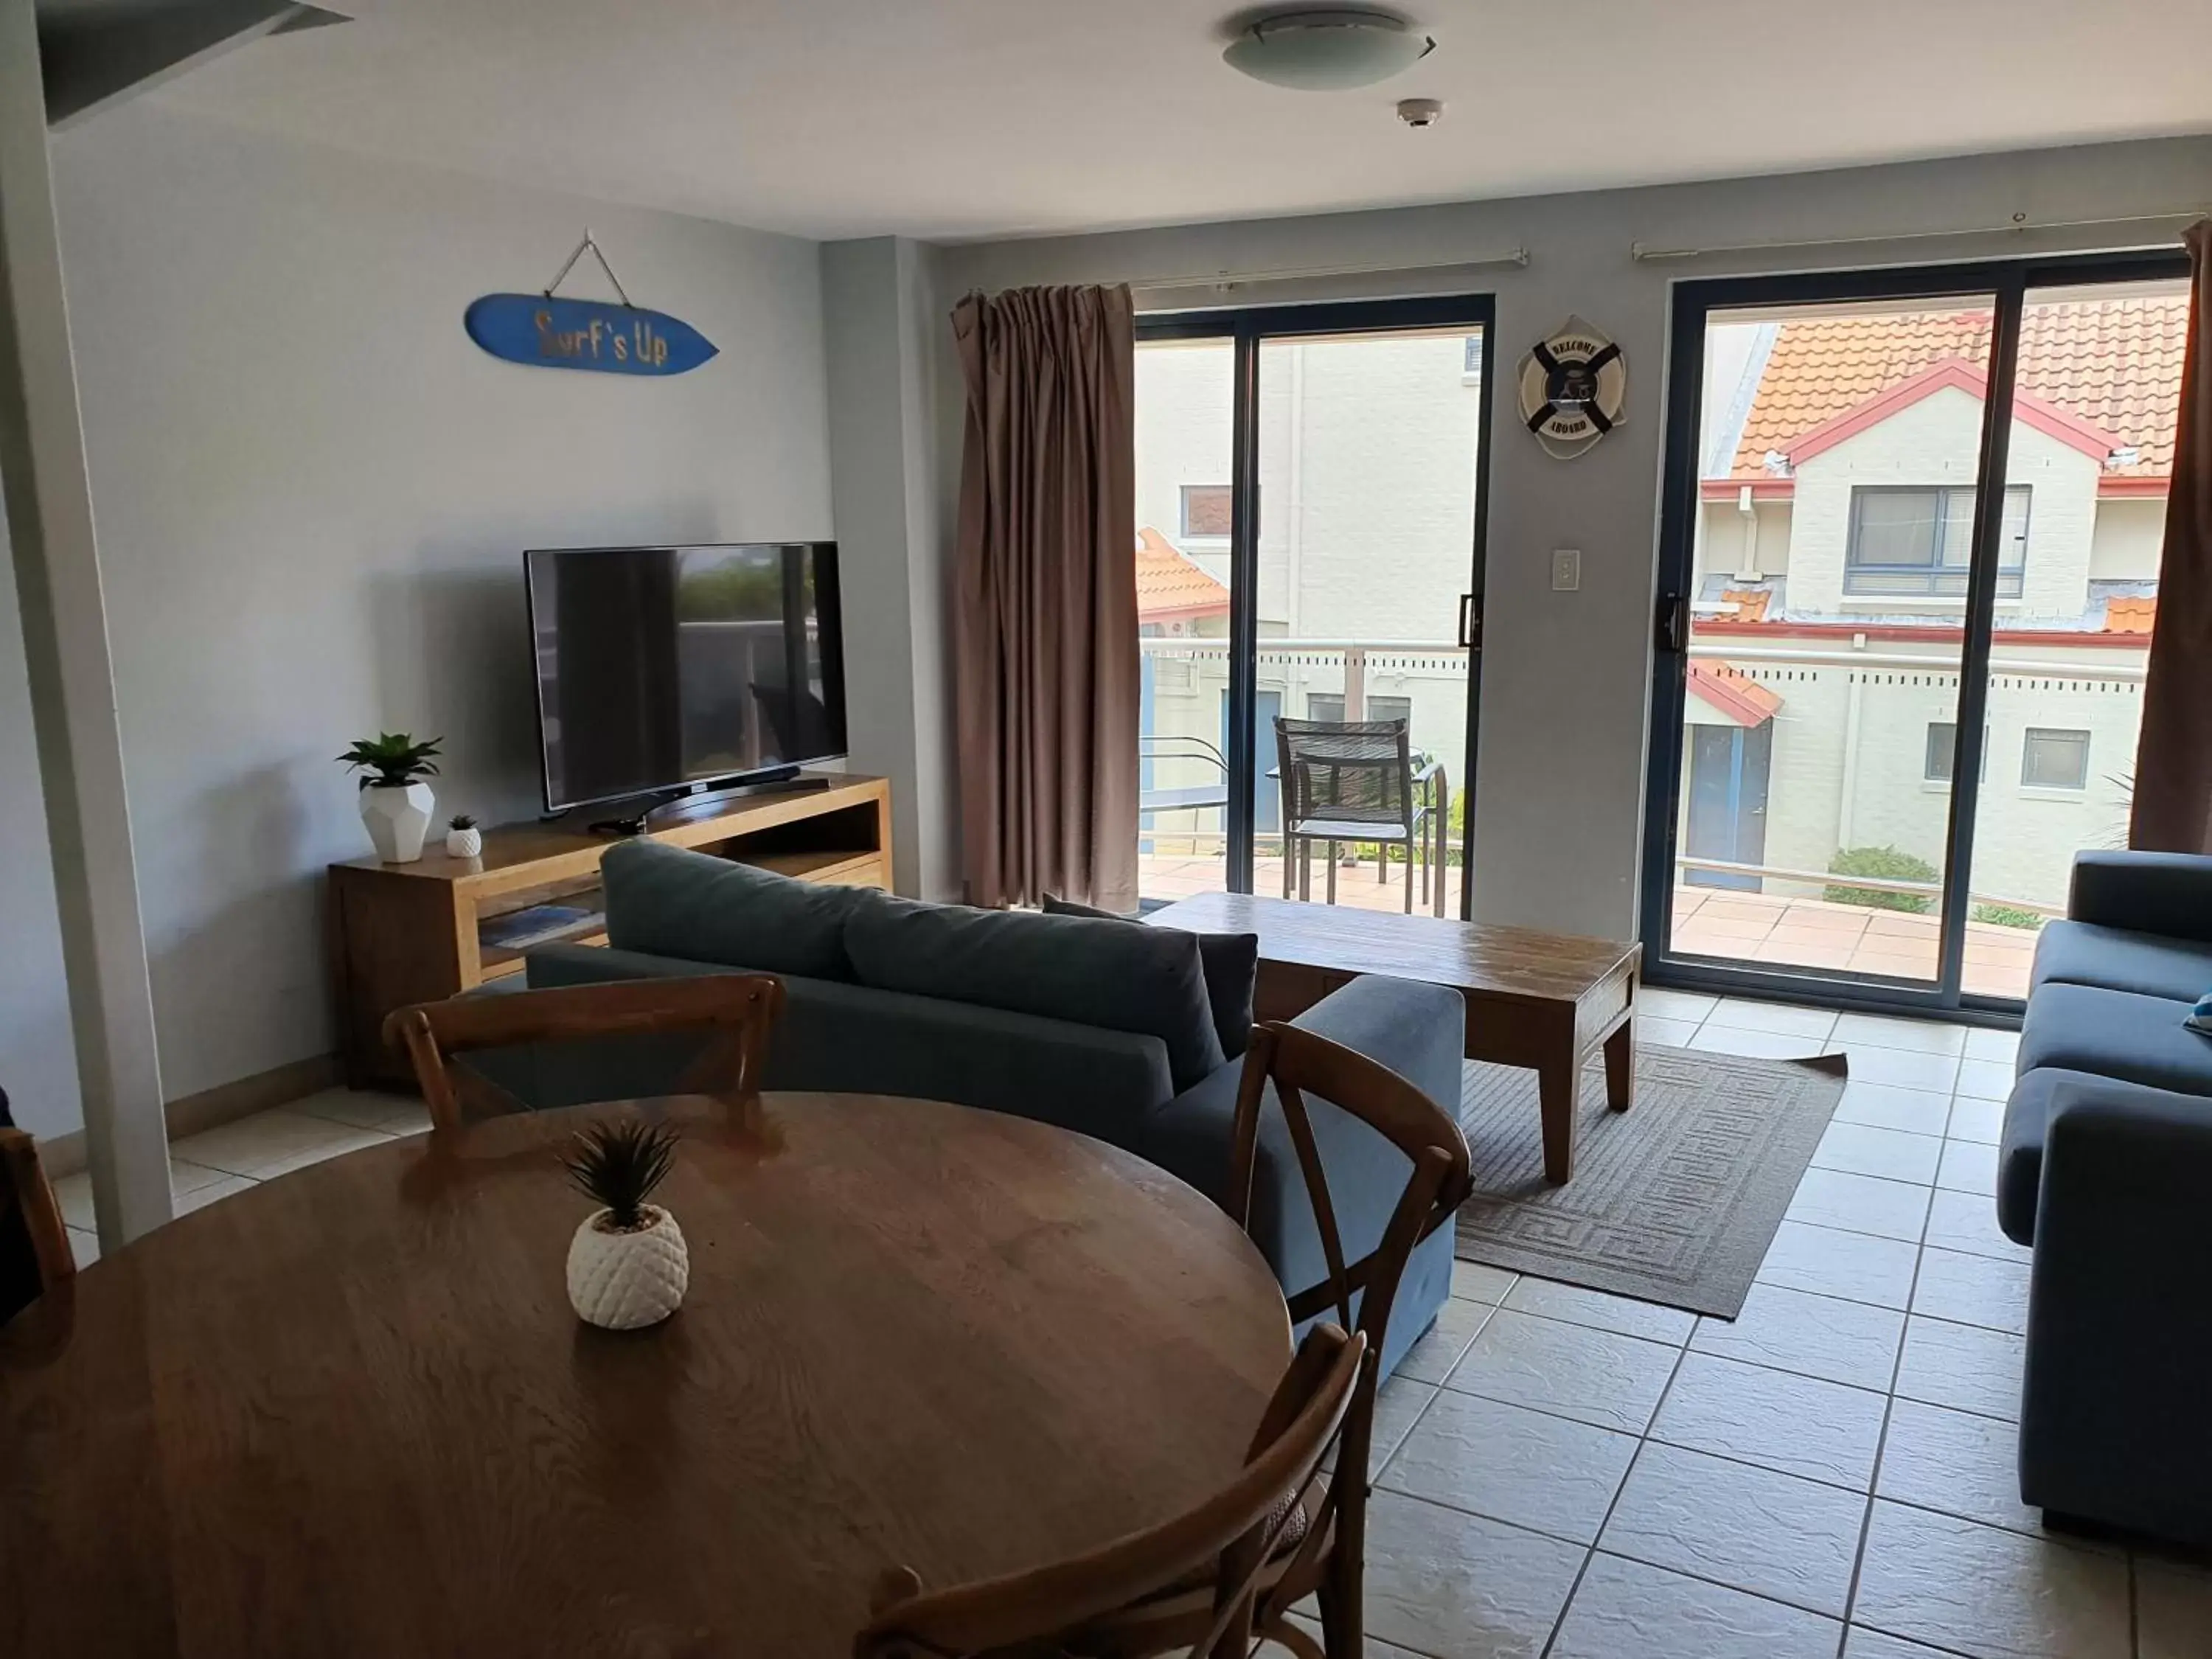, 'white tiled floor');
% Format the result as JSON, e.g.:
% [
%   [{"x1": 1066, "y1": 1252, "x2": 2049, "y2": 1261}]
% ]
[
  {"x1": 1356, "y1": 991, "x2": 2211, "y2": 1659},
  {"x1": 49, "y1": 1022, "x2": 2212, "y2": 1658},
  {"x1": 55, "y1": 1086, "x2": 428, "y2": 1265}
]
